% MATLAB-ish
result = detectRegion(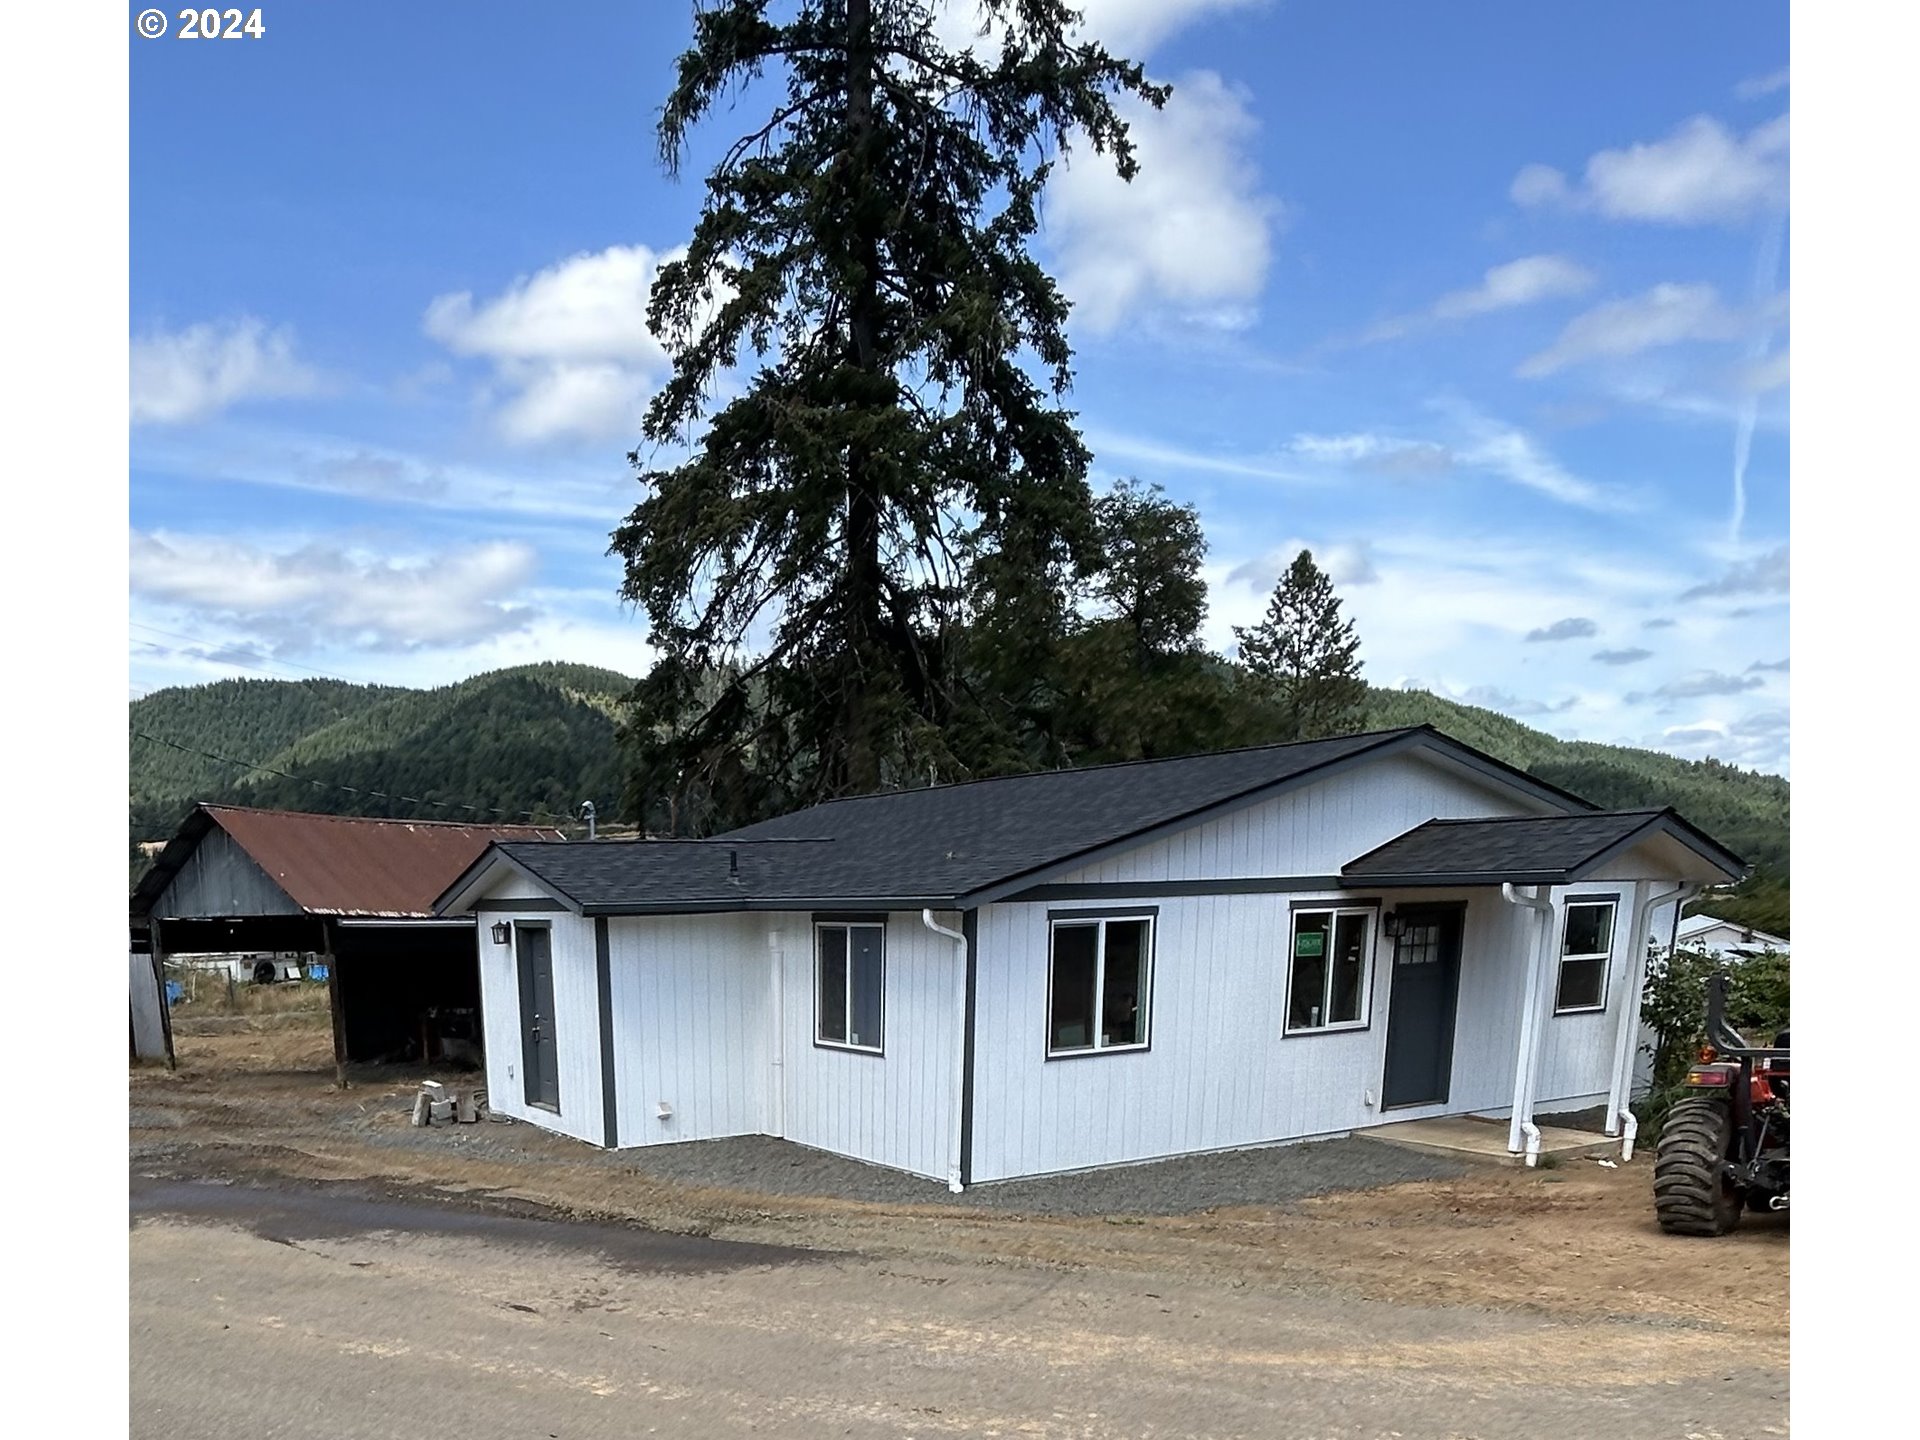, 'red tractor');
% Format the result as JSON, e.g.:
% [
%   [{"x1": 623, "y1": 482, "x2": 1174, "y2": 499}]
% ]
[{"x1": 1653, "y1": 971, "x2": 1789, "y2": 1236}]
